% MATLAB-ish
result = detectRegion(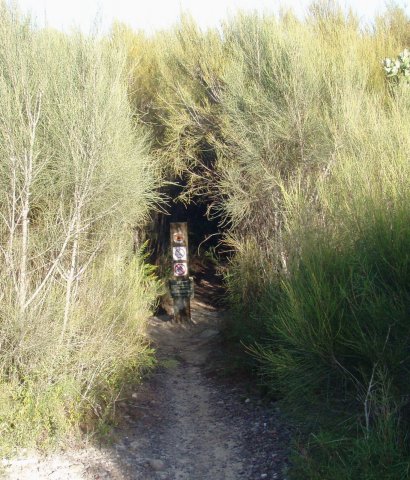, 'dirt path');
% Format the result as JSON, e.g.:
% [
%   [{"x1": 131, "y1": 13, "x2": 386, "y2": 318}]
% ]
[{"x1": 2, "y1": 295, "x2": 290, "y2": 480}]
